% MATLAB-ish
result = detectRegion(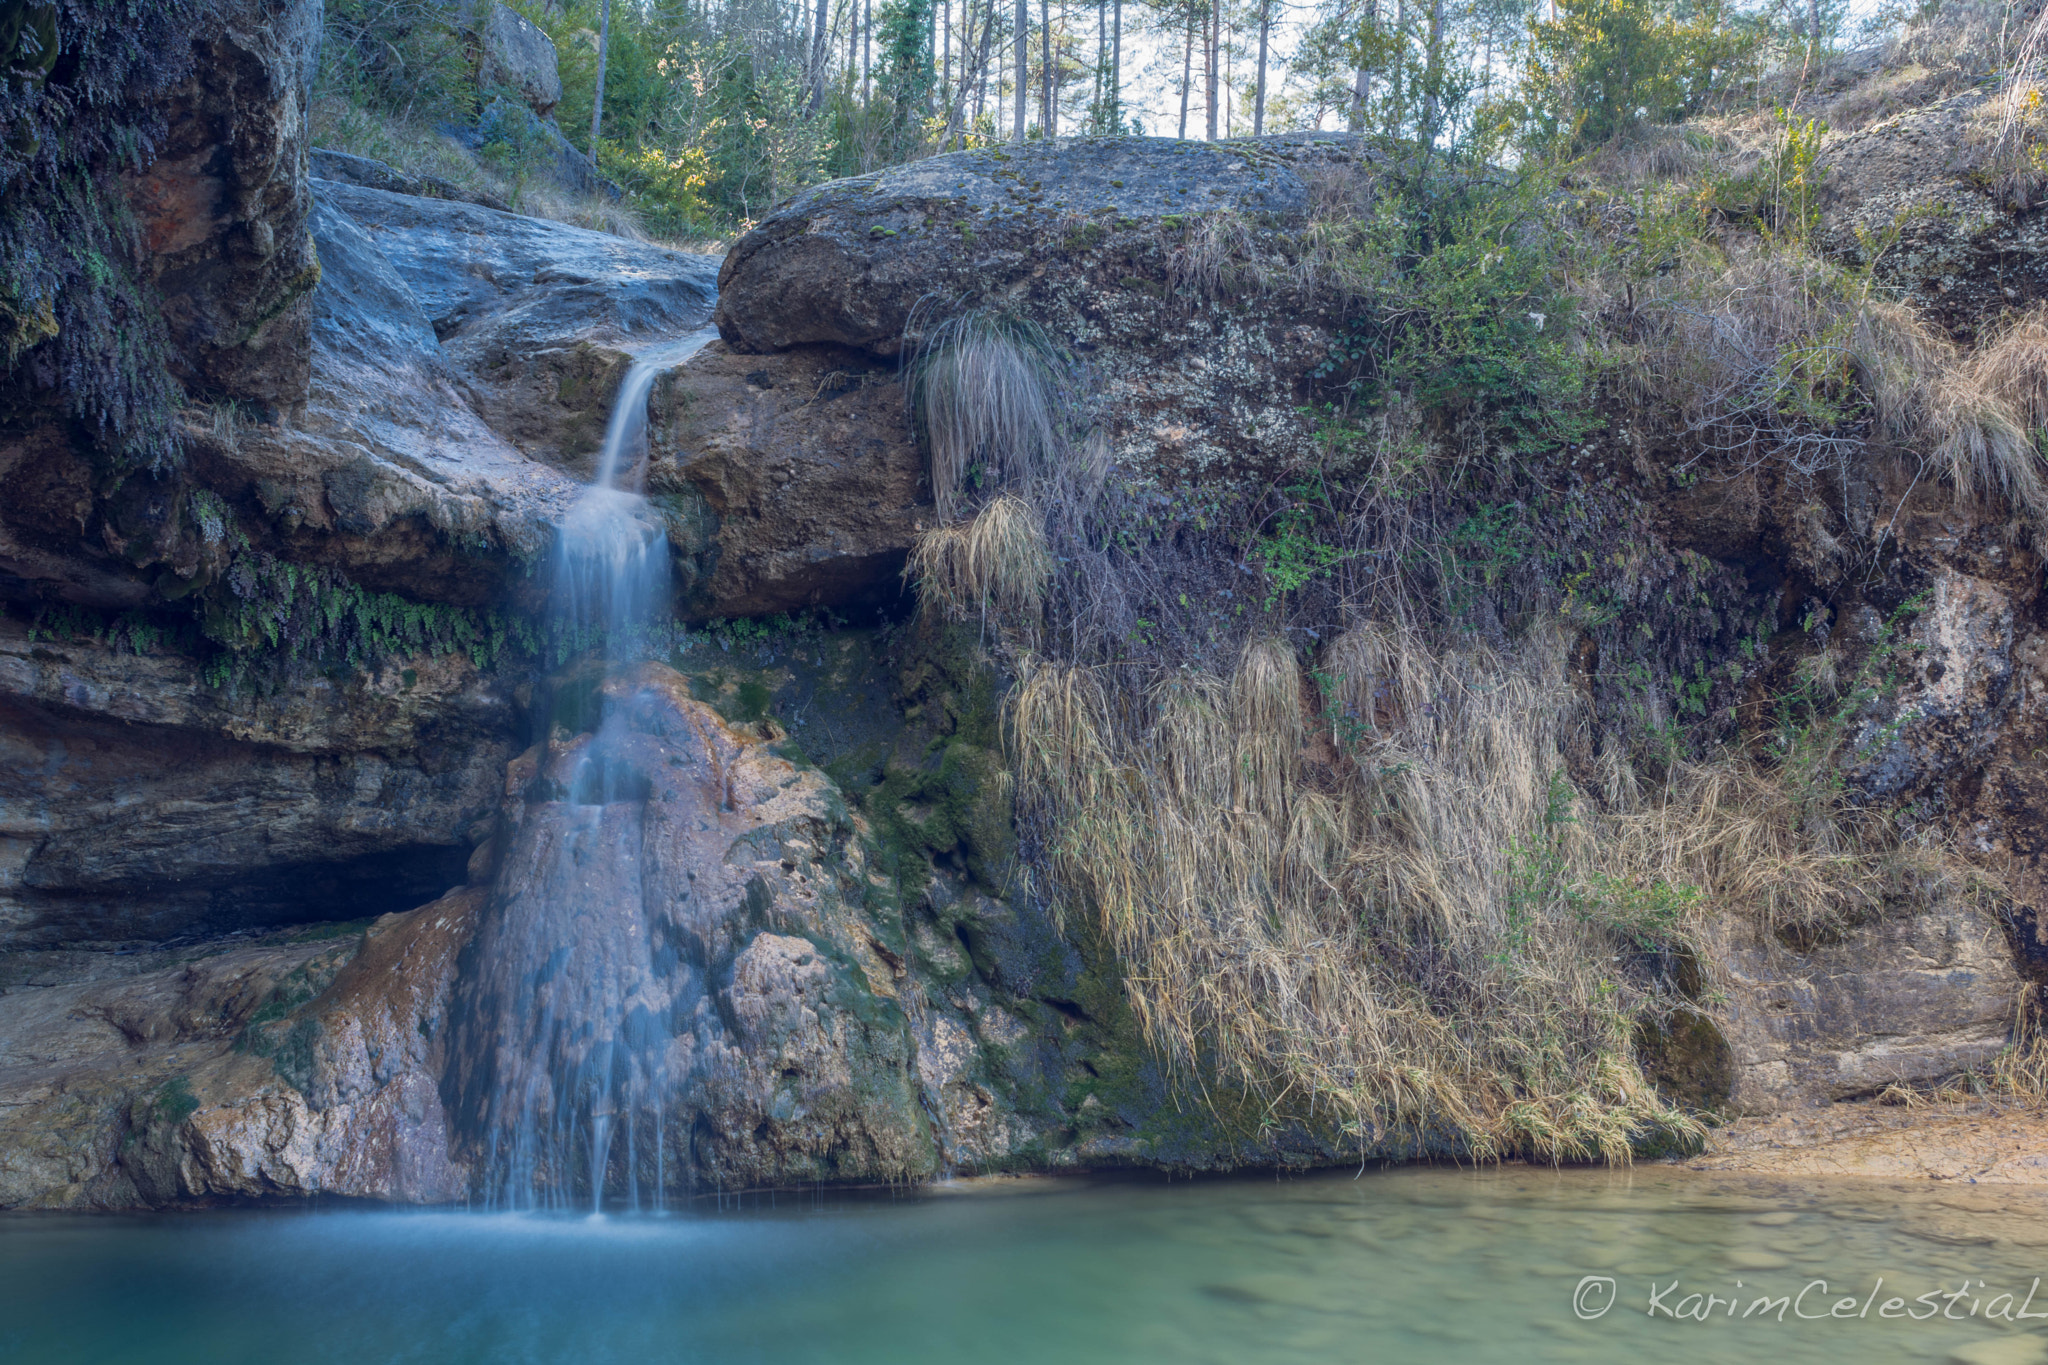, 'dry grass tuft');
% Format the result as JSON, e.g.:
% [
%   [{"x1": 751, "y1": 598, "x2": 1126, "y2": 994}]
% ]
[
  {"x1": 1967, "y1": 304, "x2": 2048, "y2": 427},
  {"x1": 906, "y1": 494, "x2": 1054, "y2": 629},
  {"x1": 1626, "y1": 242, "x2": 2048, "y2": 536},
  {"x1": 909, "y1": 312, "x2": 1065, "y2": 522},
  {"x1": 1926, "y1": 375, "x2": 2047, "y2": 520}
]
